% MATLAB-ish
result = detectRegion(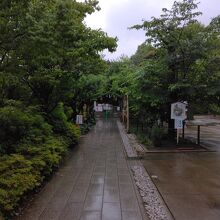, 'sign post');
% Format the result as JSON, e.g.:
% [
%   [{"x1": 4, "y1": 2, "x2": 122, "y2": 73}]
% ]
[
  {"x1": 175, "y1": 119, "x2": 183, "y2": 144},
  {"x1": 171, "y1": 102, "x2": 187, "y2": 144},
  {"x1": 76, "y1": 115, "x2": 83, "y2": 125}
]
